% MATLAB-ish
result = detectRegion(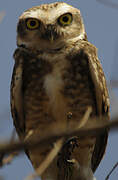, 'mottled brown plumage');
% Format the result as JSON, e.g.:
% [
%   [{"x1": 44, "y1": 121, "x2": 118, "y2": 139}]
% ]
[{"x1": 11, "y1": 2, "x2": 110, "y2": 180}]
